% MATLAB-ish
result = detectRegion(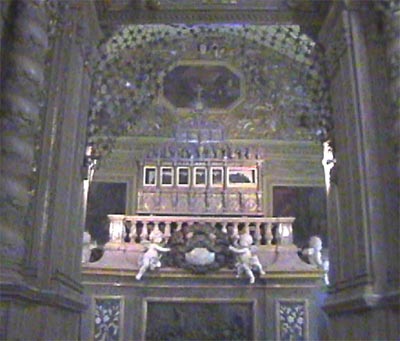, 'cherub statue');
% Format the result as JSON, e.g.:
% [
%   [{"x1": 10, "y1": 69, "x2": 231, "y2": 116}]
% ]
[
  {"x1": 302, "y1": 236, "x2": 323, "y2": 267},
  {"x1": 81, "y1": 231, "x2": 92, "y2": 264},
  {"x1": 135, "y1": 226, "x2": 170, "y2": 280},
  {"x1": 302, "y1": 236, "x2": 330, "y2": 285},
  {"x1": 229, "y1": 231, "x2": 265, "y2": 284}
]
